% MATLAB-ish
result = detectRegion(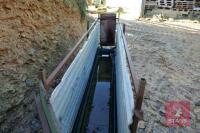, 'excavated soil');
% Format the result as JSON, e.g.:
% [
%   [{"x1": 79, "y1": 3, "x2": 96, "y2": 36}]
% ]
[
  {"x1": 0, "y1": 0, "x2": 85, "y2": 132},
  {"x1": 125, "y1": 19, "x2": 200, "y2": 132}
]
